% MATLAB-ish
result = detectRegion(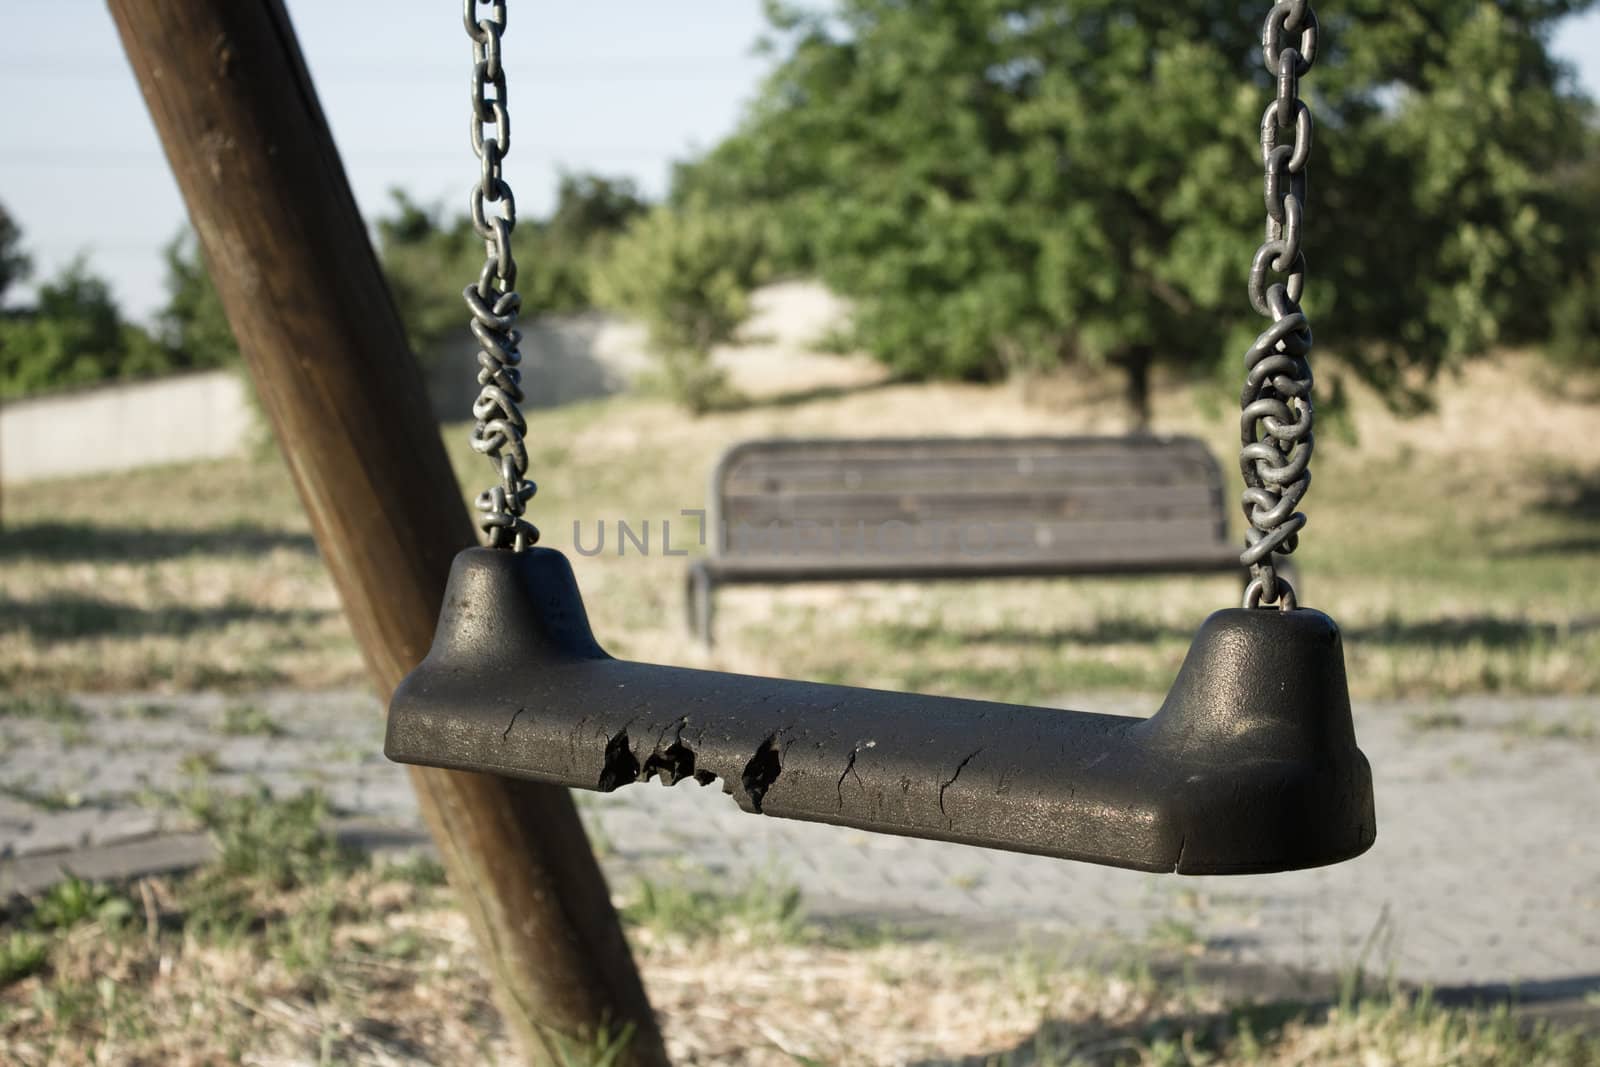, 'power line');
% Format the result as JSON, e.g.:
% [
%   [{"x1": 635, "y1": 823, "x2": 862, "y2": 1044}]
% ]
[
  {"x1": 0, "y1": 148, "x2": 687, "y2": 168},
  {"x1": 0, "y1": 55, "x2": 768, "y2": 84}
]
